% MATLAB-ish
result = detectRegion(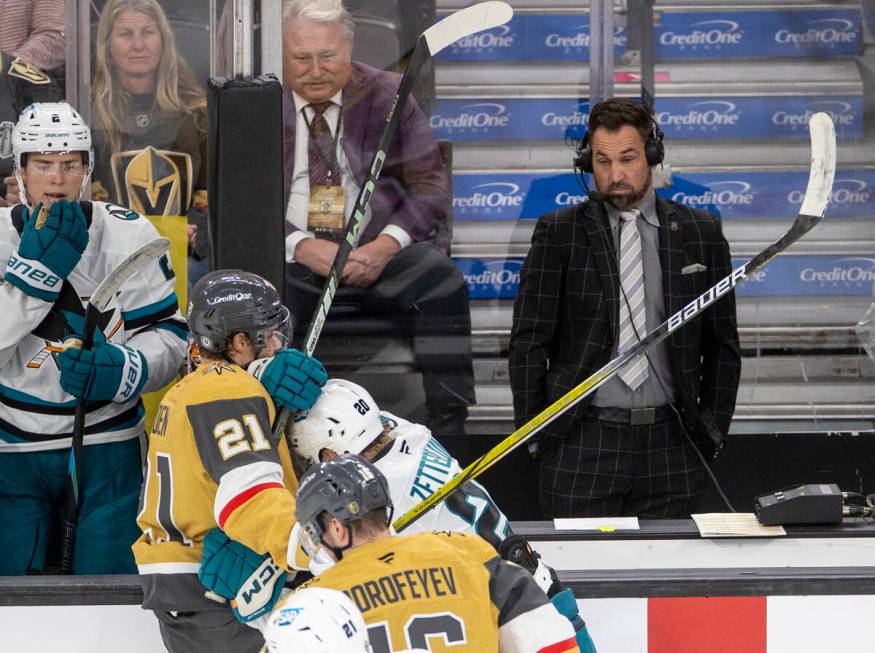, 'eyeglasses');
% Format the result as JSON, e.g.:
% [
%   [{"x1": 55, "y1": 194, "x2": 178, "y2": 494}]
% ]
[{"x1": 28, "y1": 160, "x2": 86, "y2": 176}]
